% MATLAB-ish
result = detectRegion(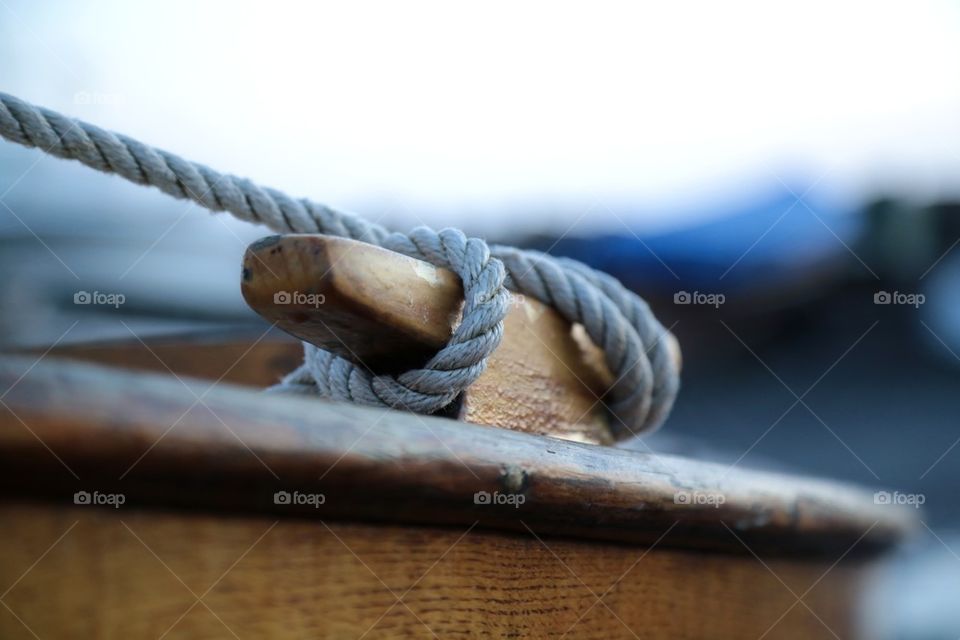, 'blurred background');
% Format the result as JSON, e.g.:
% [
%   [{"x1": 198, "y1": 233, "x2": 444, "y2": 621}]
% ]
[{"x1": 1, "y1": 1, "x2": 959, "y2": 636}]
